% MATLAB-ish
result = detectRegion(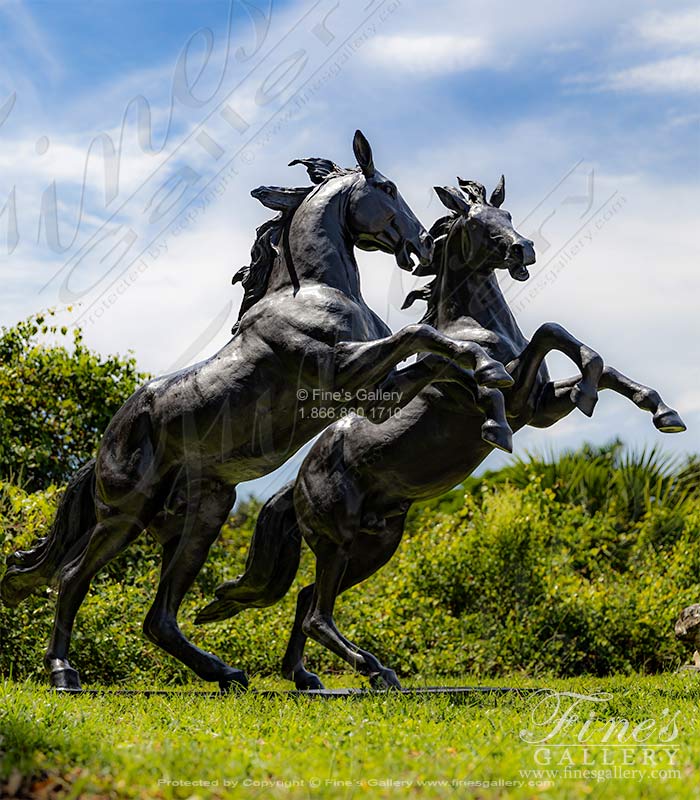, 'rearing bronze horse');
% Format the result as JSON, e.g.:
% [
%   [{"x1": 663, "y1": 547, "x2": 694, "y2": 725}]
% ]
[
  {"x1": 198, "y1": 176, "x2": 686, "y2": 690},
  {"x1": 1, "y1": 135, "x2": 515, "y2": 691}
]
